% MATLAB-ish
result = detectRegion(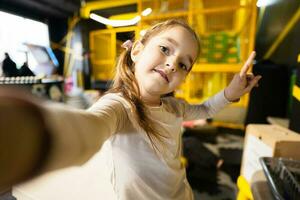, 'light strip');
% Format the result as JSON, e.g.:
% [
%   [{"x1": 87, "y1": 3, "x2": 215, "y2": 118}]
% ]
[
  {"x1": 90, "y1": 13, "x2": 140, "y2": 27},
  {"x1": 256, "y1": 0, "x2": 278, "y2": 7},
  {"x1": 90, "y1": 8, "x2": 152, "y2": 27},
  {"x1": 141, "y1": 8, "x2": 152, "y2": 16}
]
